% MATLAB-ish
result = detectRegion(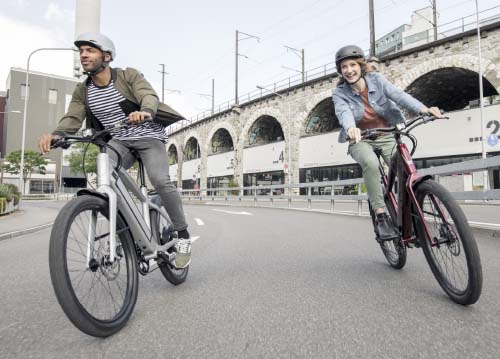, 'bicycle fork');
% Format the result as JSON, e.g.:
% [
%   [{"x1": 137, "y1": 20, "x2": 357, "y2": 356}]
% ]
[{"x1": 86, "y1": 152, "x2": 118, "y2": 267}]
